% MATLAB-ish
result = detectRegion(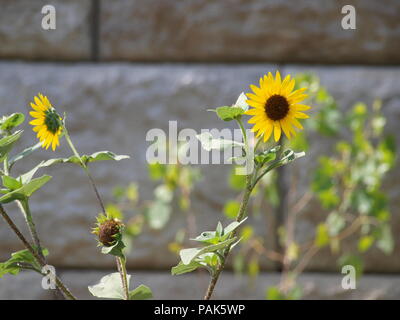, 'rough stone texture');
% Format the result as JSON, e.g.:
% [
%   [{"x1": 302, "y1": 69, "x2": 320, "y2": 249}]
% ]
[
  {"x1": 0, "y1": 0, "x2": 91, "y2": 60},
  {"x1": 2, "y1": 270, "x2": 400, "y2": 300},
  {"x1": 0, "y1": 63, "x2": 399, "y2": 273},
  {"x1": 100, "y1": 0, "x2": 400, "y2": 64},
  {"x1": 282, "y1": 65, "x2": 400, "y2": 272}
]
